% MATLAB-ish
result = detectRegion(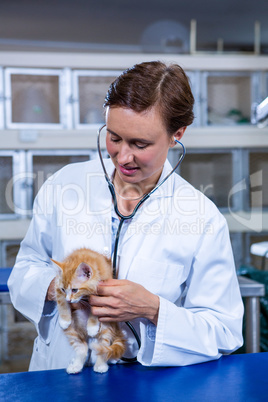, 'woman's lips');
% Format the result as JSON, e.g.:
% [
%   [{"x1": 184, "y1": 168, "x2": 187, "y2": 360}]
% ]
[{"x1": 118, "y1": 163, "x2": 139, "y2": 176}]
